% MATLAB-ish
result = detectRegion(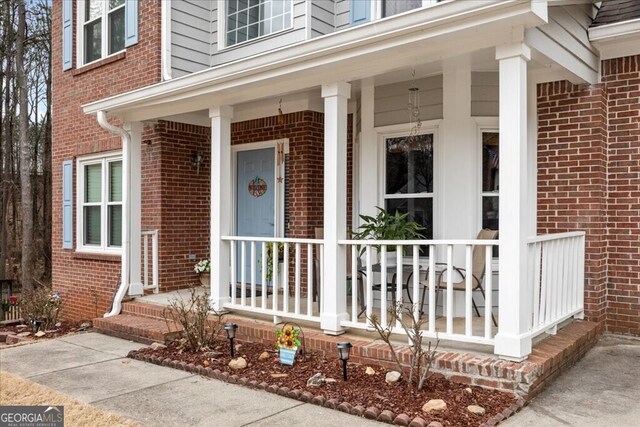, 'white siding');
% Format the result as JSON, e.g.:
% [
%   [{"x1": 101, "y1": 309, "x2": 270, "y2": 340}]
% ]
[
  {"x1": 525, "y1": 4, "x2": 599, "y2": 83},
  {"x1": 374, "y1": 75, "x2": 443, "y2": 127},
  {"x1": 471, "y1": 72, "x2": 498, "y2": 117},
  {"x1": 170, "y1": 1, "x2": 213, "y2": 77},
  {"x1": 310, "y1": 0, "x2": 336, "y2": 38}
]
